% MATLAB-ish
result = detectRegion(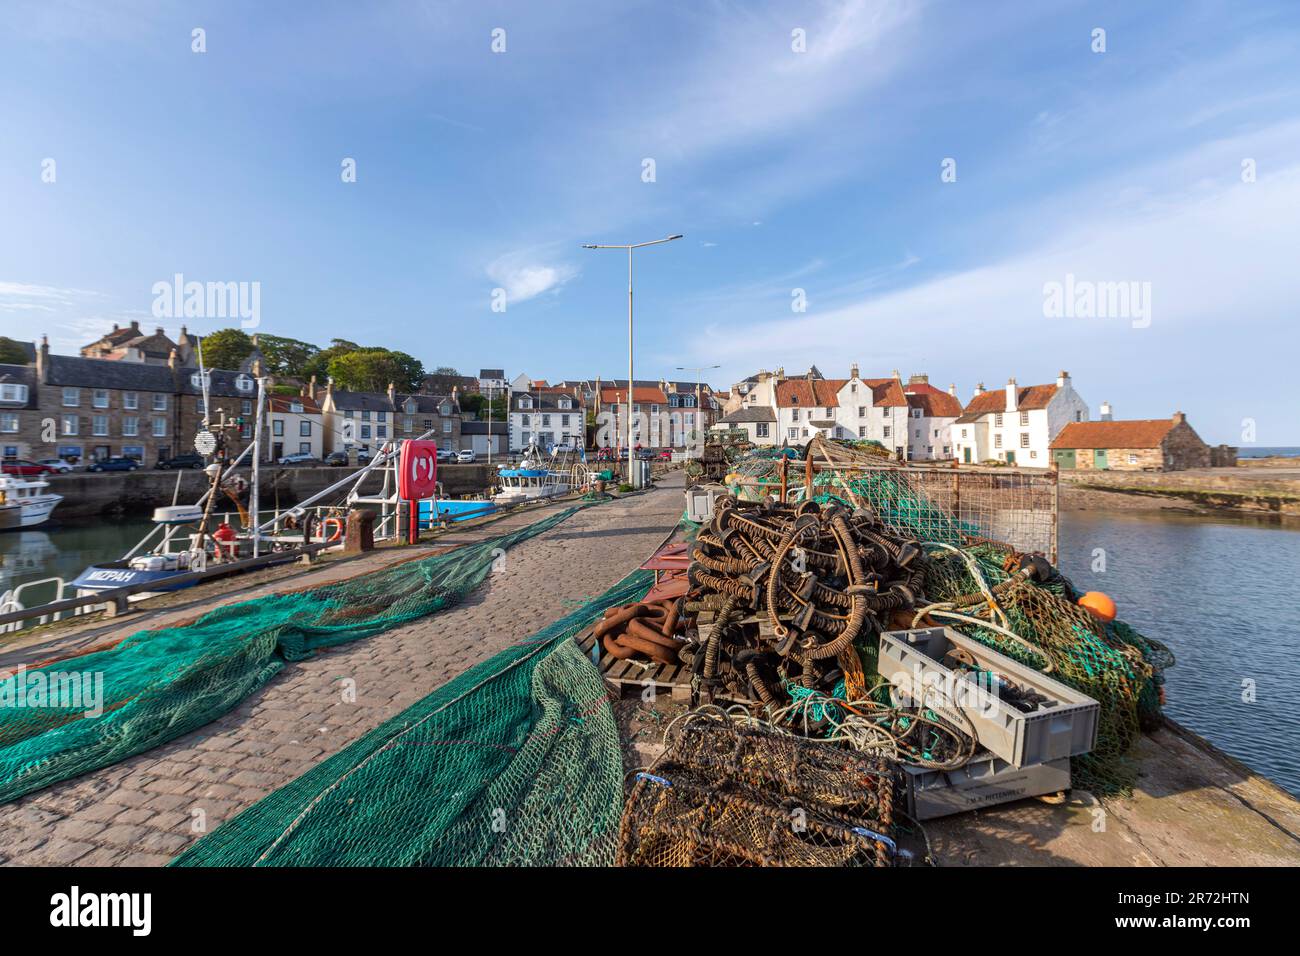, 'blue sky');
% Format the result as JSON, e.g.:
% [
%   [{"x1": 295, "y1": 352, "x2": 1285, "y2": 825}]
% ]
[{"x1": 2, "y1": 0, "x2": 1298, "y2": 443}]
